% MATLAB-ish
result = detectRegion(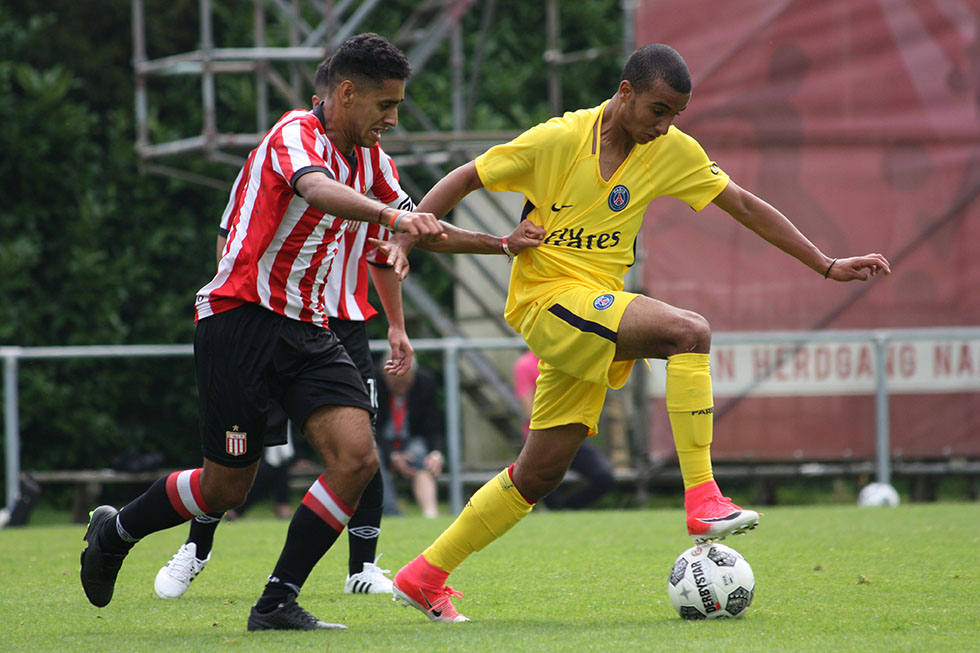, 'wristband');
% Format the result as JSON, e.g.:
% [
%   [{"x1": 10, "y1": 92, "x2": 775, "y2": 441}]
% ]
[
  {"x1": 823, "y1": 257, "x2": 838, "y2": 279},
  {"x1": 391, "y1": 211, "x2": 408, "y2": 231},
  {"x1": 501, "y1": 236, "x2": 516, "y2": 258}
]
